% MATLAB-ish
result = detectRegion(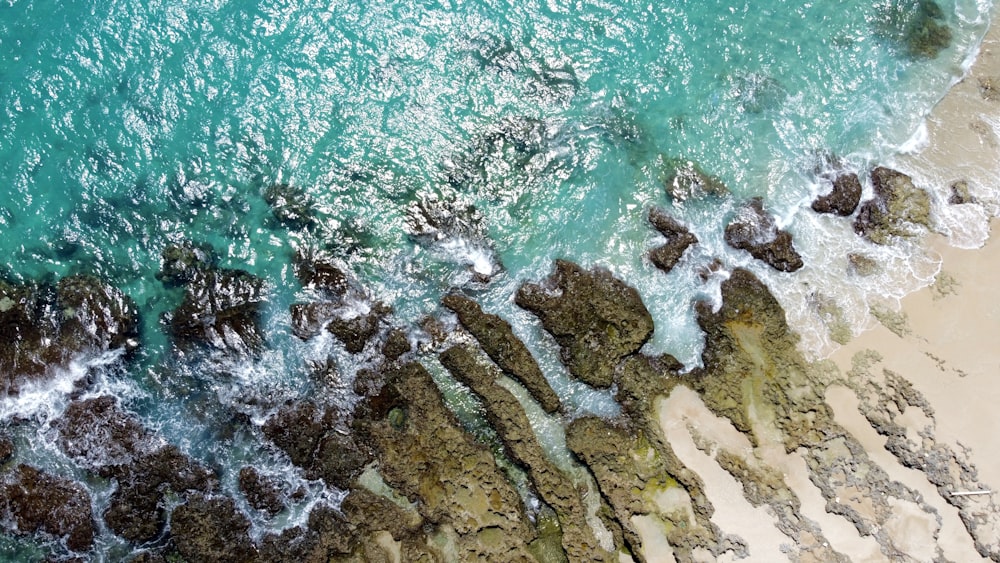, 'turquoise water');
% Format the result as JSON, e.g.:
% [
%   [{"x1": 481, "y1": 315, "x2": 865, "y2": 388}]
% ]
[{"x1": 0, "y1": 0, "x2": 994, "y2": 557}]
